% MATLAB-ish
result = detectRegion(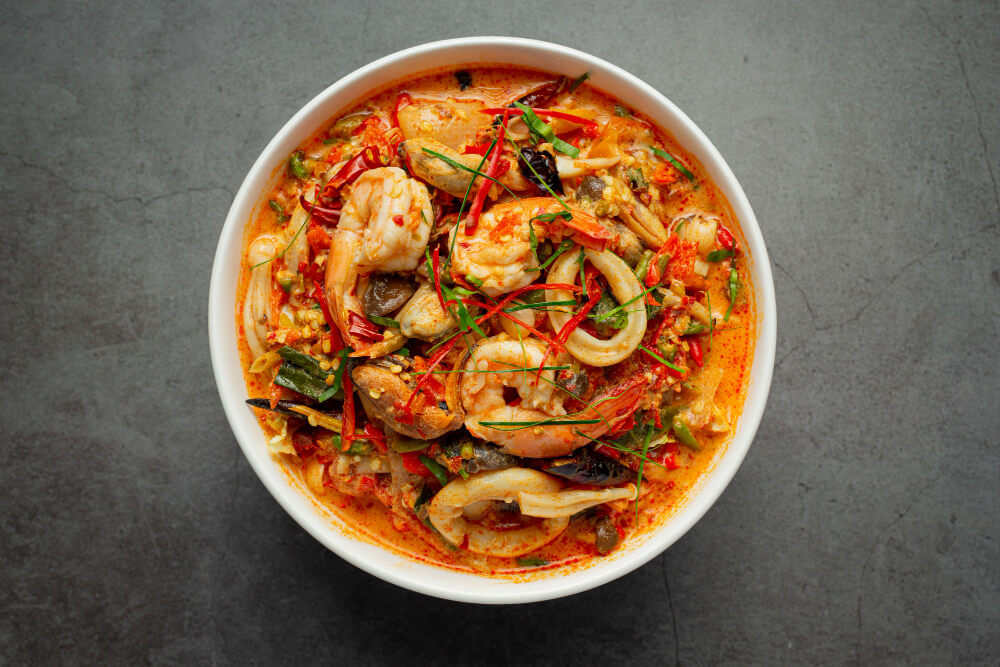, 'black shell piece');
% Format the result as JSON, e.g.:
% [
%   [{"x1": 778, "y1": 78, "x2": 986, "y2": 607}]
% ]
[
  {"x1": 518, "y1": 147, "x2": 563, "y2": 195},
  {"x1": 442, "y1": 435, "x2": 519, "y2": 473},
  {"x1": 245, "y1": 398, "x2": 340, "y2": 420},
  {"x1": 455, "y1": 70, "x2": 472, "y2": 90},
  {"x1": 544, "y1": 448, "x2": 635, "y2": 486}
]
